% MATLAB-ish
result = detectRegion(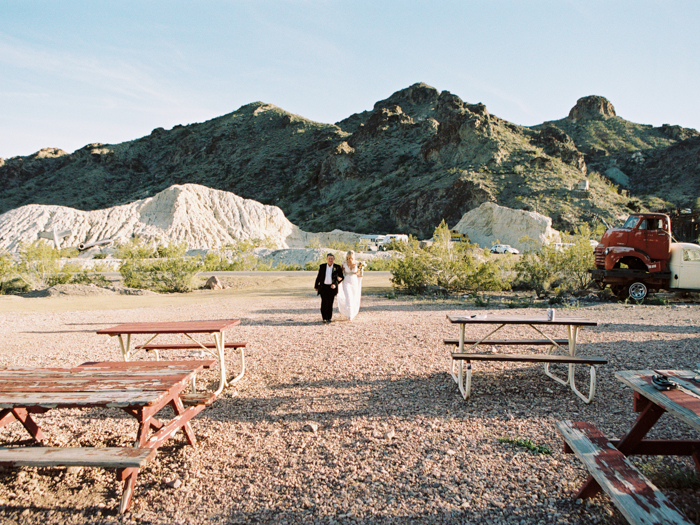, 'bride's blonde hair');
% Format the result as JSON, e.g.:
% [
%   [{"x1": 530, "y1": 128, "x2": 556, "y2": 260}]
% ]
[{"x1": 346, "y1": 250, "x2": 356, "y2": 265}]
